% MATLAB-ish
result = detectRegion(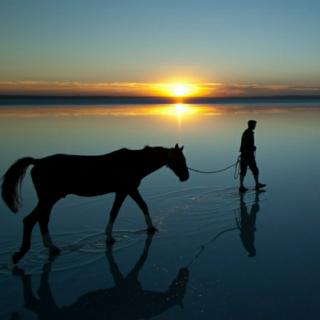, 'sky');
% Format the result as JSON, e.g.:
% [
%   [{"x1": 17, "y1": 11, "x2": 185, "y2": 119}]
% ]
[{"x1": 0, "y1": 0, "x2": 320, "y2": 96}]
